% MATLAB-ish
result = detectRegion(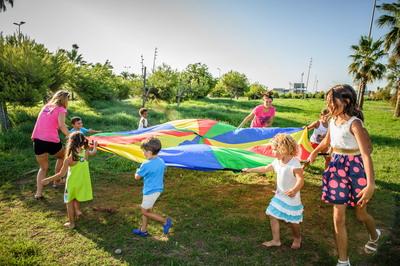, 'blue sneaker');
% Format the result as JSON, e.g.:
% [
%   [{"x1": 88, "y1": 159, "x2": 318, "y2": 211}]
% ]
[
  {"x1": 132, "y1": 228, "x2": 149, "y2": 237},
  {"x1": 163, "y1": 218, "x2": 173, "y2": 234}
]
